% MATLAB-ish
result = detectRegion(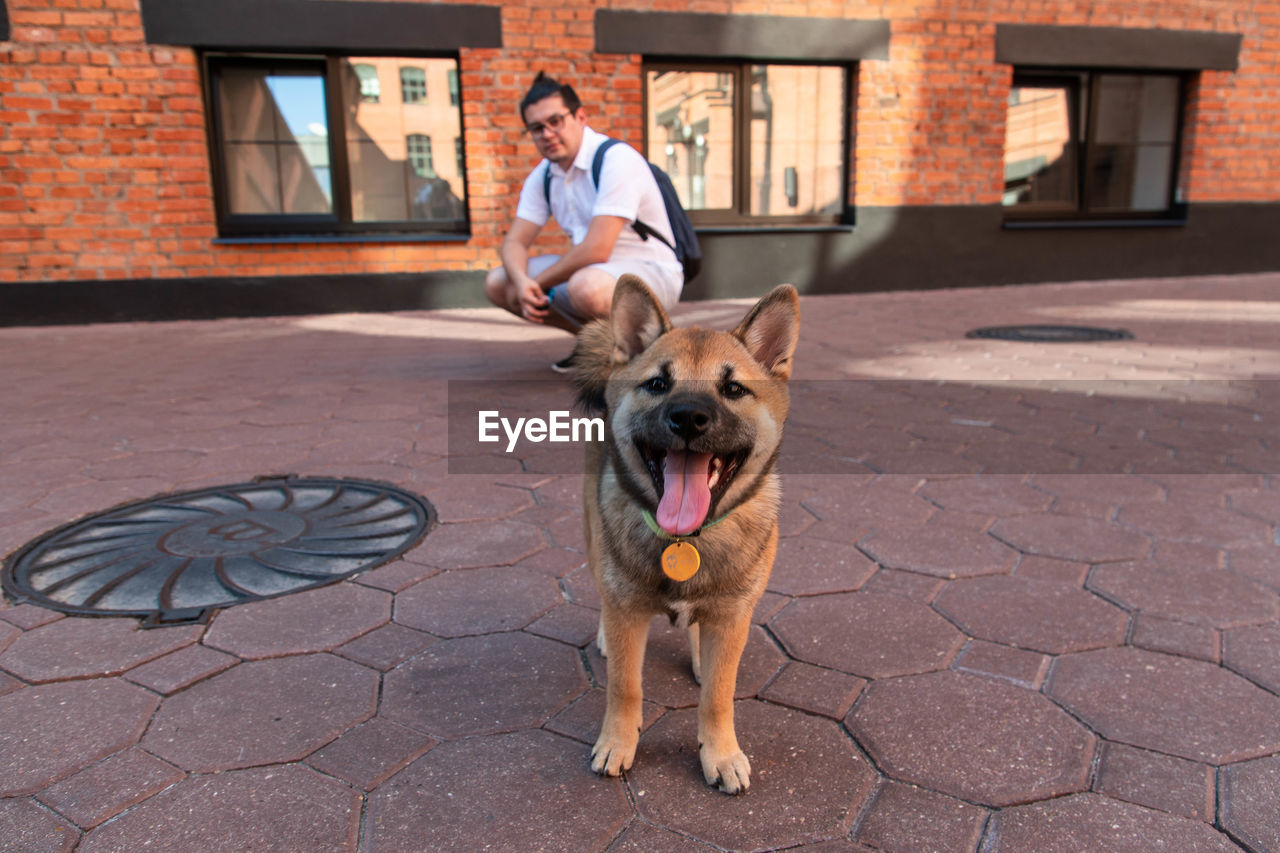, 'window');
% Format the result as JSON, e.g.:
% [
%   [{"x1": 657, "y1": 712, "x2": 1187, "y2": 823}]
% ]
[
  {"x1": 645, "y1": 63, "x2": 848, "y2": 226},
  {"x1": 1003, "y1": 70, "x2": 1184, "y2": 220},
  {"x1": 354, "y1": 64, "x2": 380, "y2": 103},
  {"x1": 448, "y1": 69, "x2": 459, "y2": 106},
  {"x1": 204, "y1": 55, "x2": 467, "y2": 237},
  {"x1": 400, "y1": 67, "x2": 426, "y2": 103},
  {"x1": 407, "y1": 134, "x2": 433, "y2": 177}
]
